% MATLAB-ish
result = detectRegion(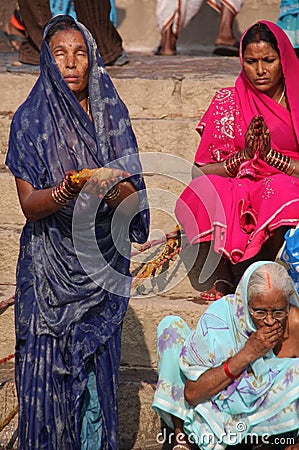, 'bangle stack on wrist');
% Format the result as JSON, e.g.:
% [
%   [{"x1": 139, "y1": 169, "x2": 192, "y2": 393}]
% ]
[
  {"x1": 265, "y1": 148, "x2": 292, "y2": 174},
  {"x1": 223, "y1": 150, "x2": 247, "y2": 177},
  {"x1": 51, "y1": 177, "x2": 79, "y2": 205},
  {"x1": 104, "y1": 184, "x2": 120, "y2": 201}
]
